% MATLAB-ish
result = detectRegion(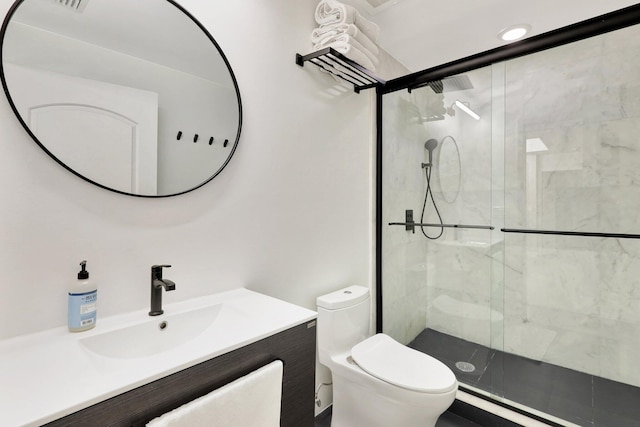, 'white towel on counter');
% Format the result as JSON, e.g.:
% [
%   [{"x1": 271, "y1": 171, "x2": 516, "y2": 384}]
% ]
[
  {"x1": 146, "y1": 360, "x2": 283, "y2": 427},
  {"x1": 315, "y1": 0, "x2": 380, "y2": 41},
  {"x1": 311, "y1": 23, "x2": 379, "y2": 56}
]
